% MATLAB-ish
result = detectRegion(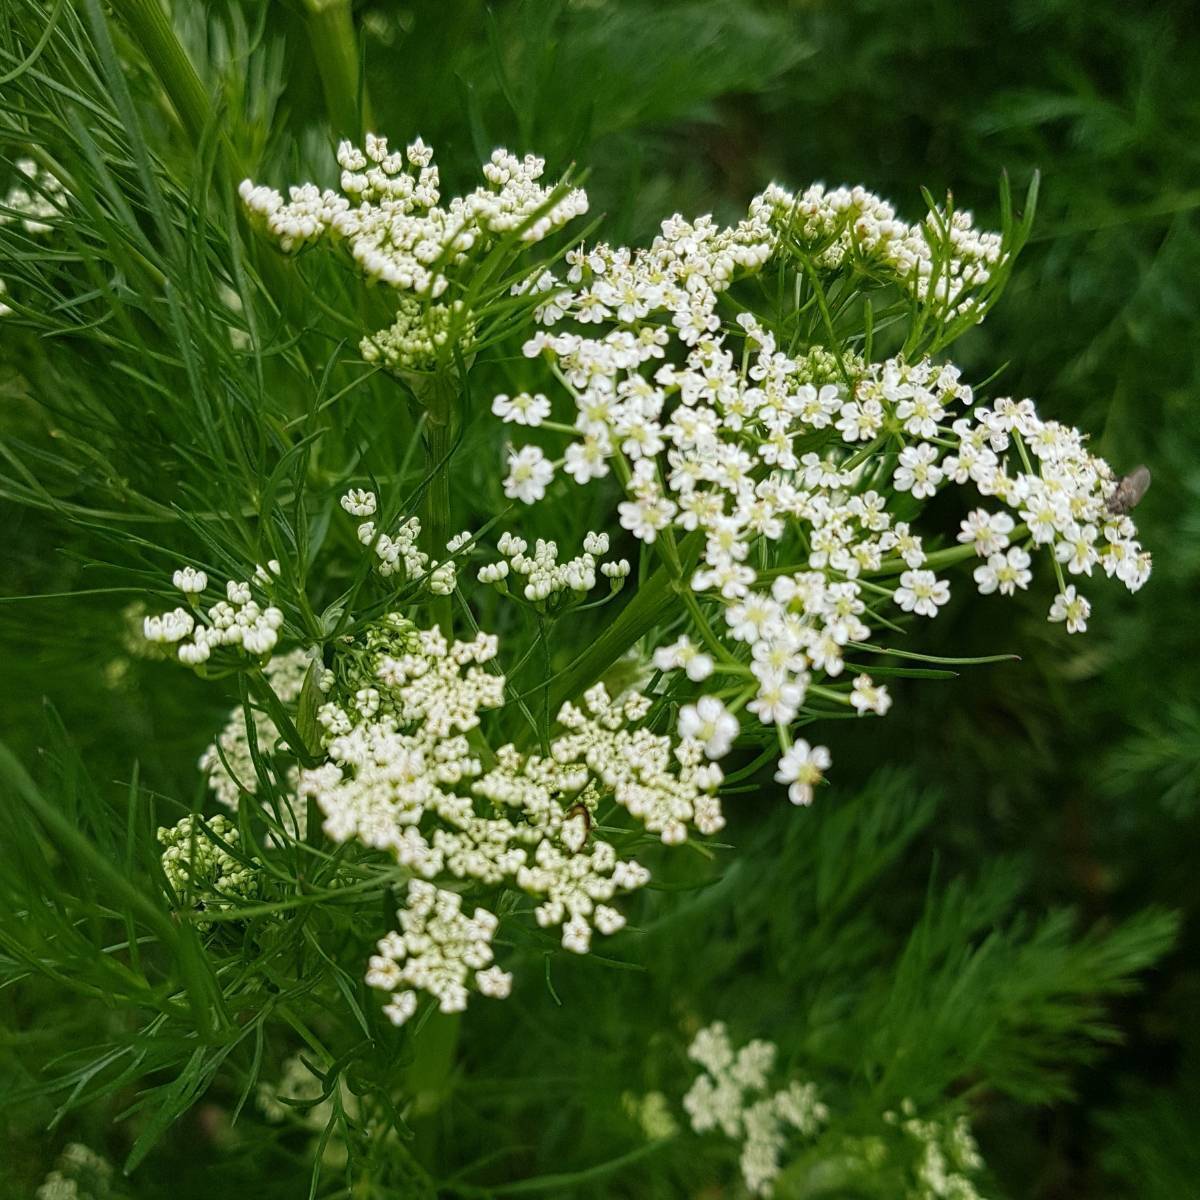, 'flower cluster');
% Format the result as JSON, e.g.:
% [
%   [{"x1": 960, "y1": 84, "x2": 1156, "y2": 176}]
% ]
[
  {"x1": 257, "y1": 1054, "x2": 360, "y2": 1169},
  {"x1": 366, "y1": 879, "x2": 510, "y2": 1023},
  {"x1": 680, "y1": 1024, "x2": 988, "y2": 1198},
  {"x1": 2, "y1": 158, "x2": 68, "y2": 317},
  {"x1": 158, "y1": 814, "x2": 256, "y2": 925},
  {"x1": 35, "y1": 1144, "x2": 112, "y2": 1200},
  {"x1": 492, "y1": 190, "x2": 1149, "y2": 800},
  {"x1": 683, "y1": 1022, "x2": 828, "y2": 1196},
  {"x1": 241, "y1": 135, "x2": 587, "y2": 368},
  {"x1": 2, "y1": 157, "x2": 66, "y2": 235},
  {"x1": 883, "y1": 1100, "x2": 987, "y2": 1200},
  {"x1": 622, "y1": 1090, "x2": 679, "y2": 1141},
  {"x1": 143, "y1": 563, "x2": 285, "y2": 663},
  {"x1": 341, "y1": 489, "x2": 457, "y2": 594},
  {"x1": 296, "y1": 617, "x2": 724, "y2": 1020},
  {"x1": 477, "y1": 530, "x2": 629, "y2": 604}
]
